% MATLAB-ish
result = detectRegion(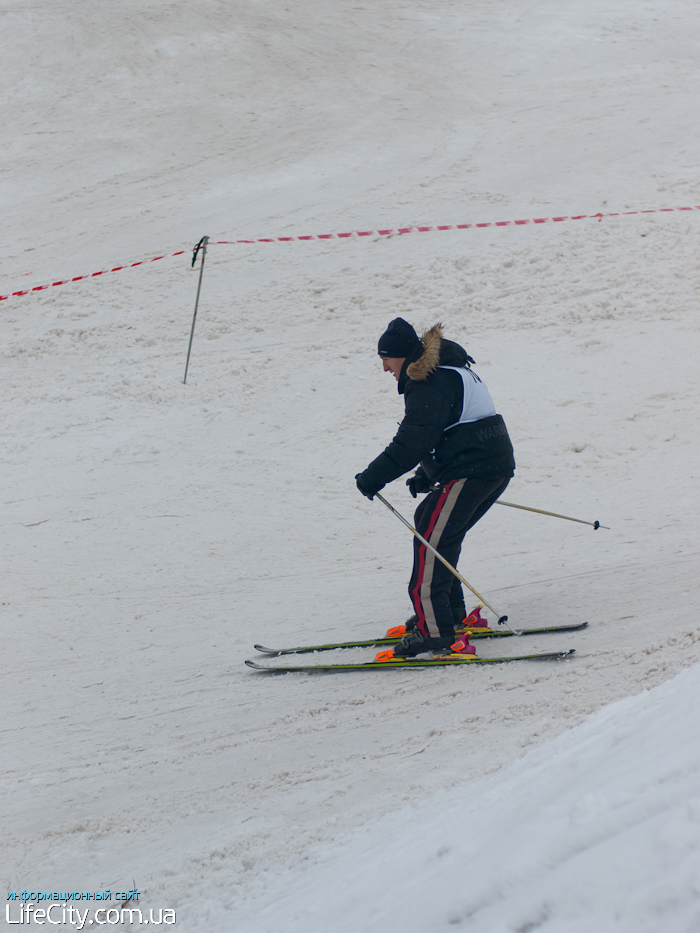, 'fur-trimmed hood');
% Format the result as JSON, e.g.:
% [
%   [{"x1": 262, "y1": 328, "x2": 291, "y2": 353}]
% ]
[
  {"x1": 402, "y1": 323, "x2": 473, "y2": 384},
  {"x1": 406, "y1": 323, "x2": 443, "y2": 381}
]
